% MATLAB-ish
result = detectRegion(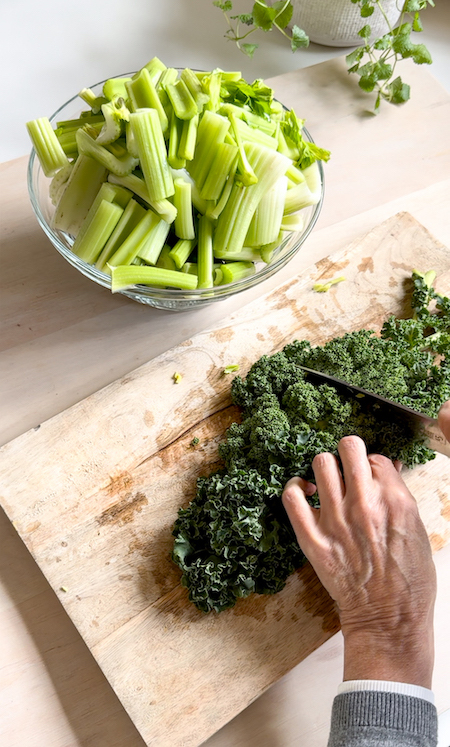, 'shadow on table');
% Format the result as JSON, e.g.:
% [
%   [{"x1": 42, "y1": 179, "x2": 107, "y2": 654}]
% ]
[{"x1": 0, "y1": 506, "x2": 146, "y2": 747}]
